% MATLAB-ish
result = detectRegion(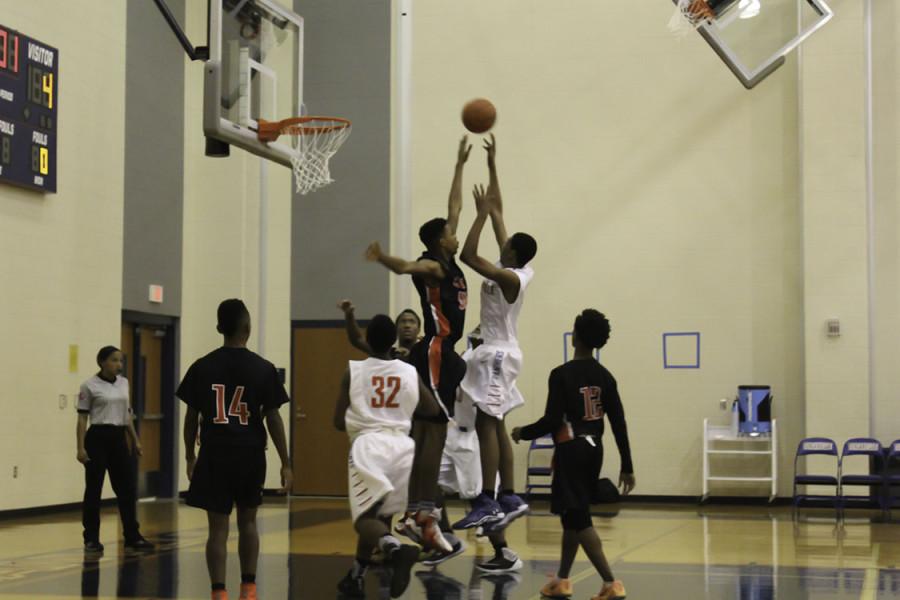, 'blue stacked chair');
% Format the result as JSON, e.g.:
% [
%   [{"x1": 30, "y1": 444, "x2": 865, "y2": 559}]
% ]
[
  {"x1": 525, "y1": 434, "x2": 555, "y2": 504},
  {"x1": 886, "y1": 440, "x2": 900, "y2": 518},
  {"x1": 838, "y1": 438, "x2": 884, "y2": 516},
  {"x1": 793, "y1": 437, "x2": 839, "y2": 516}
]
